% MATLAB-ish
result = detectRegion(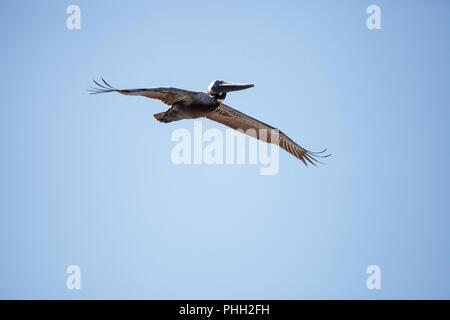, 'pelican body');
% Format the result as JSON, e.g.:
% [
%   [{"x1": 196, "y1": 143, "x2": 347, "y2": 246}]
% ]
[
  {"x1": 89, "y1": 79, "x2": 329, "y2": 165},
  {"x1": 154, "y1": 81, "x2": 253, "y2": 122}
]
